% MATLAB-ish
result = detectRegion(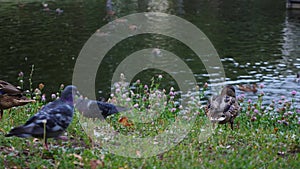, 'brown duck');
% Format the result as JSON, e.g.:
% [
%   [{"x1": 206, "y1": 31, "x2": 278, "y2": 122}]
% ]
[
  {"x1": 237, "y1": 83, "x2": 257, "y2": 93},
  {"x1": 205, "y1": 85, "x2": 240, "y2": 130},
  {"x1": 0, "y1": 80, "x2": 35, "y2": 119}
]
